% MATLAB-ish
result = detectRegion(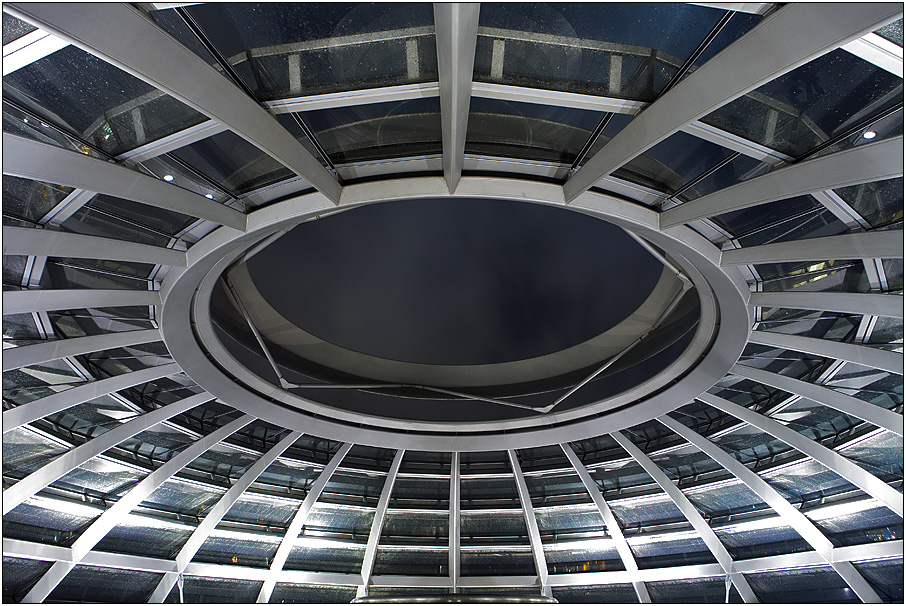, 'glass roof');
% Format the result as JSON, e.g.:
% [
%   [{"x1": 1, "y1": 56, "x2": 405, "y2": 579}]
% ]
[{"x1": 1, "y1": 2, "x2": 903, "y2": 604}]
